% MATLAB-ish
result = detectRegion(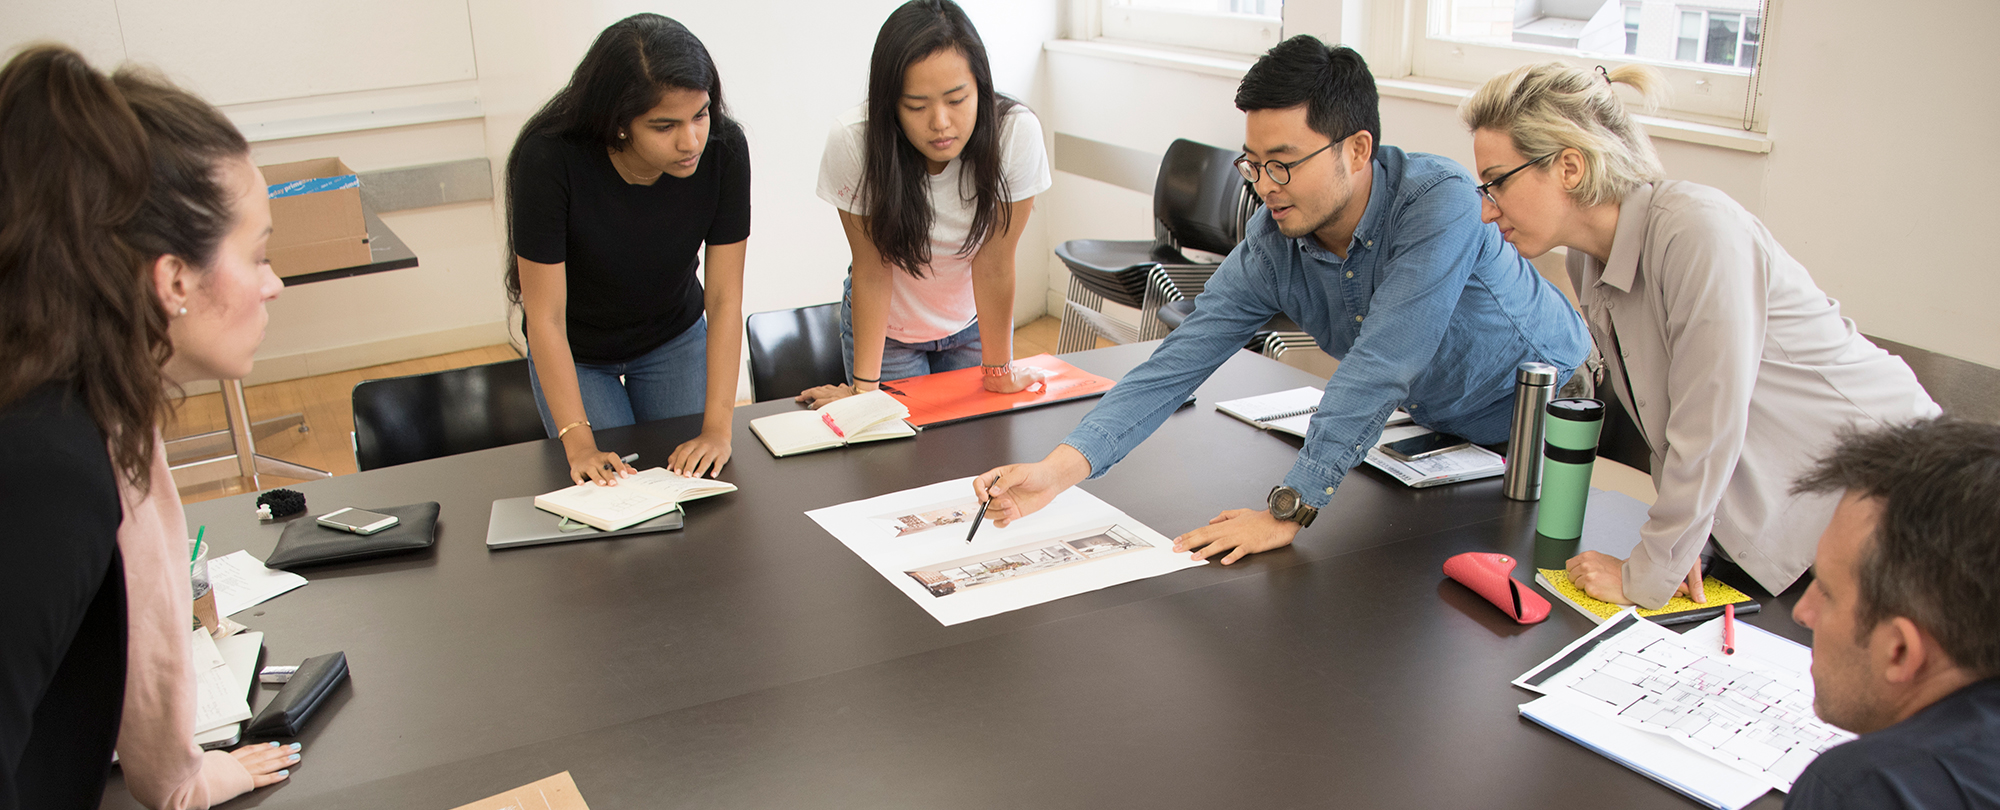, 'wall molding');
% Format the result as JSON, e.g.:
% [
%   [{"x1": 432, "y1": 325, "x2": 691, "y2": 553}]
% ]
[{"x1": 1053, "y1": 132, "x2": 1160, "y2": 194}]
